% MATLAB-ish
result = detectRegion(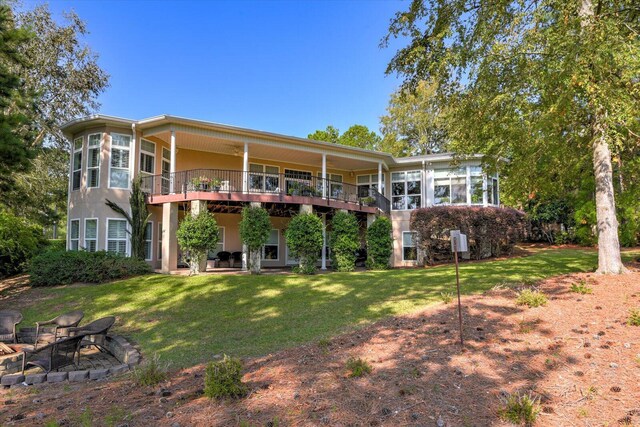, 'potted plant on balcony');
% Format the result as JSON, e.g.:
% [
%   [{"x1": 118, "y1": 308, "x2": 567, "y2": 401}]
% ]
[
  {"x1": 190, "y1": 176, "x2": 211, "y2": 191},
  {"x1": 210, "y1": 177, "x2": 222, "y2": 192},
  {"x1": 361, "y1": 196, "x2": 377, "y2": 206}
]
